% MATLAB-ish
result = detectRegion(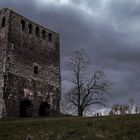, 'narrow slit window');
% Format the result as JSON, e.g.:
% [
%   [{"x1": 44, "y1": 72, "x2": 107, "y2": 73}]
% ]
[
  {"x1": 28, "y1": 23, "x2": 33, "y2": 33},
  {"x1": 11, "y1": 43, "x2": 14, "y2": 50},
  {"x1": 48, "y1": 33, "x2": 52, "y2": 42},
  {"x1": 2, "y1": 17, "x2": 6, "y2": 28},
  {"x1": 21, "y1": 19, "x2": 25, "y2": 30},
  {"x1": 42, "y1": 30, "x2": 46, "y2": 39},
  {"x1": 36, "y1": 27, "x2": 40, "y2": 37},
  {"x1": 34, "y1": 66, "x2": 38, "y2": 75}
]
